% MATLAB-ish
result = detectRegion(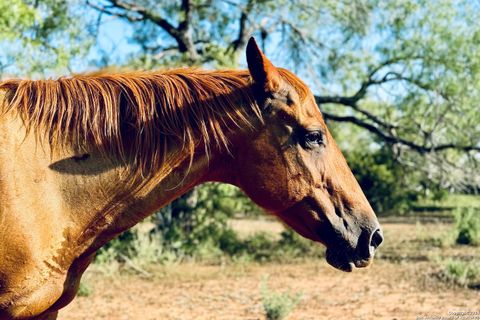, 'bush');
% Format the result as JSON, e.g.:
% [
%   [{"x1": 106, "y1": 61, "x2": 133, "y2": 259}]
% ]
[
  {"x1": 127, "y1": 232, "x2": 177, "y2": 266},
  {"x1": 95, "y1": 229, "x2": 176, "y2": 273},
  {"x1": 346, "y1": 146, "x2": 446, "y2": 215},
  {"x1": 347, "y1": 147, "x2": 420, "y2": 214},
  {"x1": 415, "y1": 222, "x2": 455, "y2": 248},
  {"x1": 94, "y1": 183, "x2": 266, "y2": 266},
  {"x1": 233, "y1": 232, "x2": 278, "y2": 262},
  {"x1": 219, "y1": 229, "x2": 324, "y2": 263},
  {"x1": 95, "y1": 222, "x2": 325, "y2": 269},
  {"x1": 95, "y1": 229, "x2": 137, "y2": 263},
  {"x1": 77, "y1": 280, "x2": 92, "y2": 297},
  {"x1": 151, "y1": 183, "x2": 260, "y2": 258},
  {"x1": 277, "y1": 229, "x2": 325, "y2": 259},
  {"x1": 439, "y1": 258, "x2": 480, "y2": 288},
  {"x1": 261, "y1": 277, "x2": 302, "y2": 320},
  {"x1": 94, "y1": 183, "x2": 325, "y2": 266},
  {"x1": 453, "y1": 207, "x2": 480, "y2": 246}
]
